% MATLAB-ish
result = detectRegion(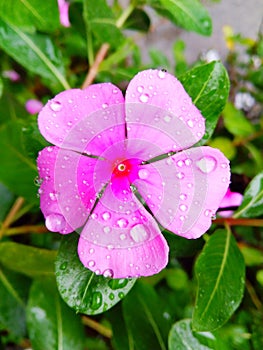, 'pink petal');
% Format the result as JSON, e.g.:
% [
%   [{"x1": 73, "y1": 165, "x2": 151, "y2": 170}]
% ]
[
  {"x1": 78, "y1": 194, "x2": 169, "y2": 278},
  {"x1": 58, "y1": 0, "x2": 71, "y2": 27},
  {"x1": 38, "y1": 84, "x2": 125, "y2": 154},
  {"x1": 125, "y1": 69, "x2": 205, "y2": 156},
  {"x1": 25, "y1": 99, "x2": 43, "y2": 115},
  {"x1": 136, "y1": 146, "x2": 230, "y2": 239},
  {"x1": 37, "y1": 146, "x2": 73, "y2": 233},
  {"x1": 219, "y1": 188, "x2": 243, "y2": 217}
]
